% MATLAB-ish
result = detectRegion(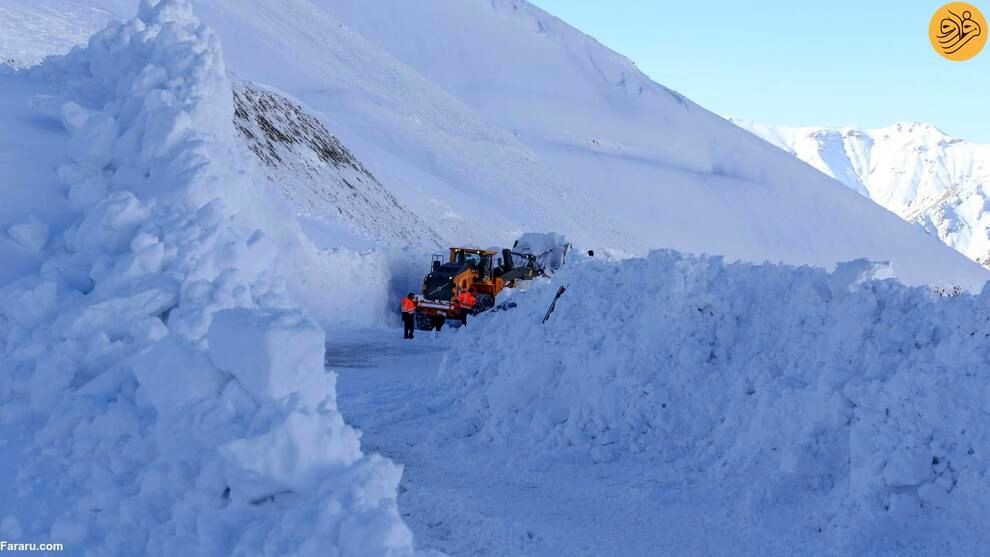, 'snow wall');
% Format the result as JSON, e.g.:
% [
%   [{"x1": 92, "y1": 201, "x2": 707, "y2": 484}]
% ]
[
  {"x1": 441, "y1": 251, "x2": 990, "y2": 543},
  {"x1": 0, "y1": 1, "x2": 417, "y2": 554}
]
